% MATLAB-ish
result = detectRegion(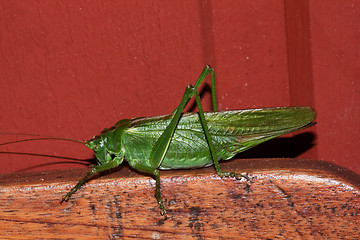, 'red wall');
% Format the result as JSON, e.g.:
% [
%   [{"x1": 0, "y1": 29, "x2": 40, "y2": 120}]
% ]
[{"x1": 1, "y1": 1, "x2": 359, "y2": 174}]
